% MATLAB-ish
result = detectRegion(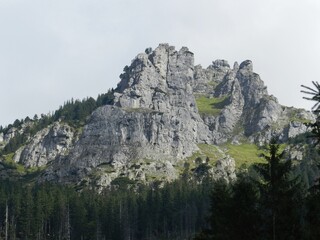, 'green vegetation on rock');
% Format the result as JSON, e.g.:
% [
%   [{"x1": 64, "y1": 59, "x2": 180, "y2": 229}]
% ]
[
  {"x1": 97, "y1": 163, "x2": 116, "y2": 173},
  {"x1": 225, "y1": 143, "x2": 264, "y2": 168},
  {"x1": 111, "y1": 176, "x2": 135, "y2": 187},
  {"x1": 195, "y1": 95, "x2": 229, "y2": 116},
  {"x1": 288, "y1": 108, "x2": 312, "y2": 124},
  {"x1": 2, "y1": 153, "x2": 25, "y2": 173},
  {"x1": 180, "y1": 144, "x2": 224, "y2": 172},
  {"x1": 123, "y1": 108, "x2": 163, "y2": 114},
  {"x1": 197, "y1": 144, "x2": 225, "y2": 163},
  {"x1": 180, "y1": 143, "x2": 265, "y2": 171},
  {"x1": 208, "y1": 81, "x2": 218, "y2": 88},
  {"x1": 2, "y1": 153, "x2": 45, "y2": 175}
]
